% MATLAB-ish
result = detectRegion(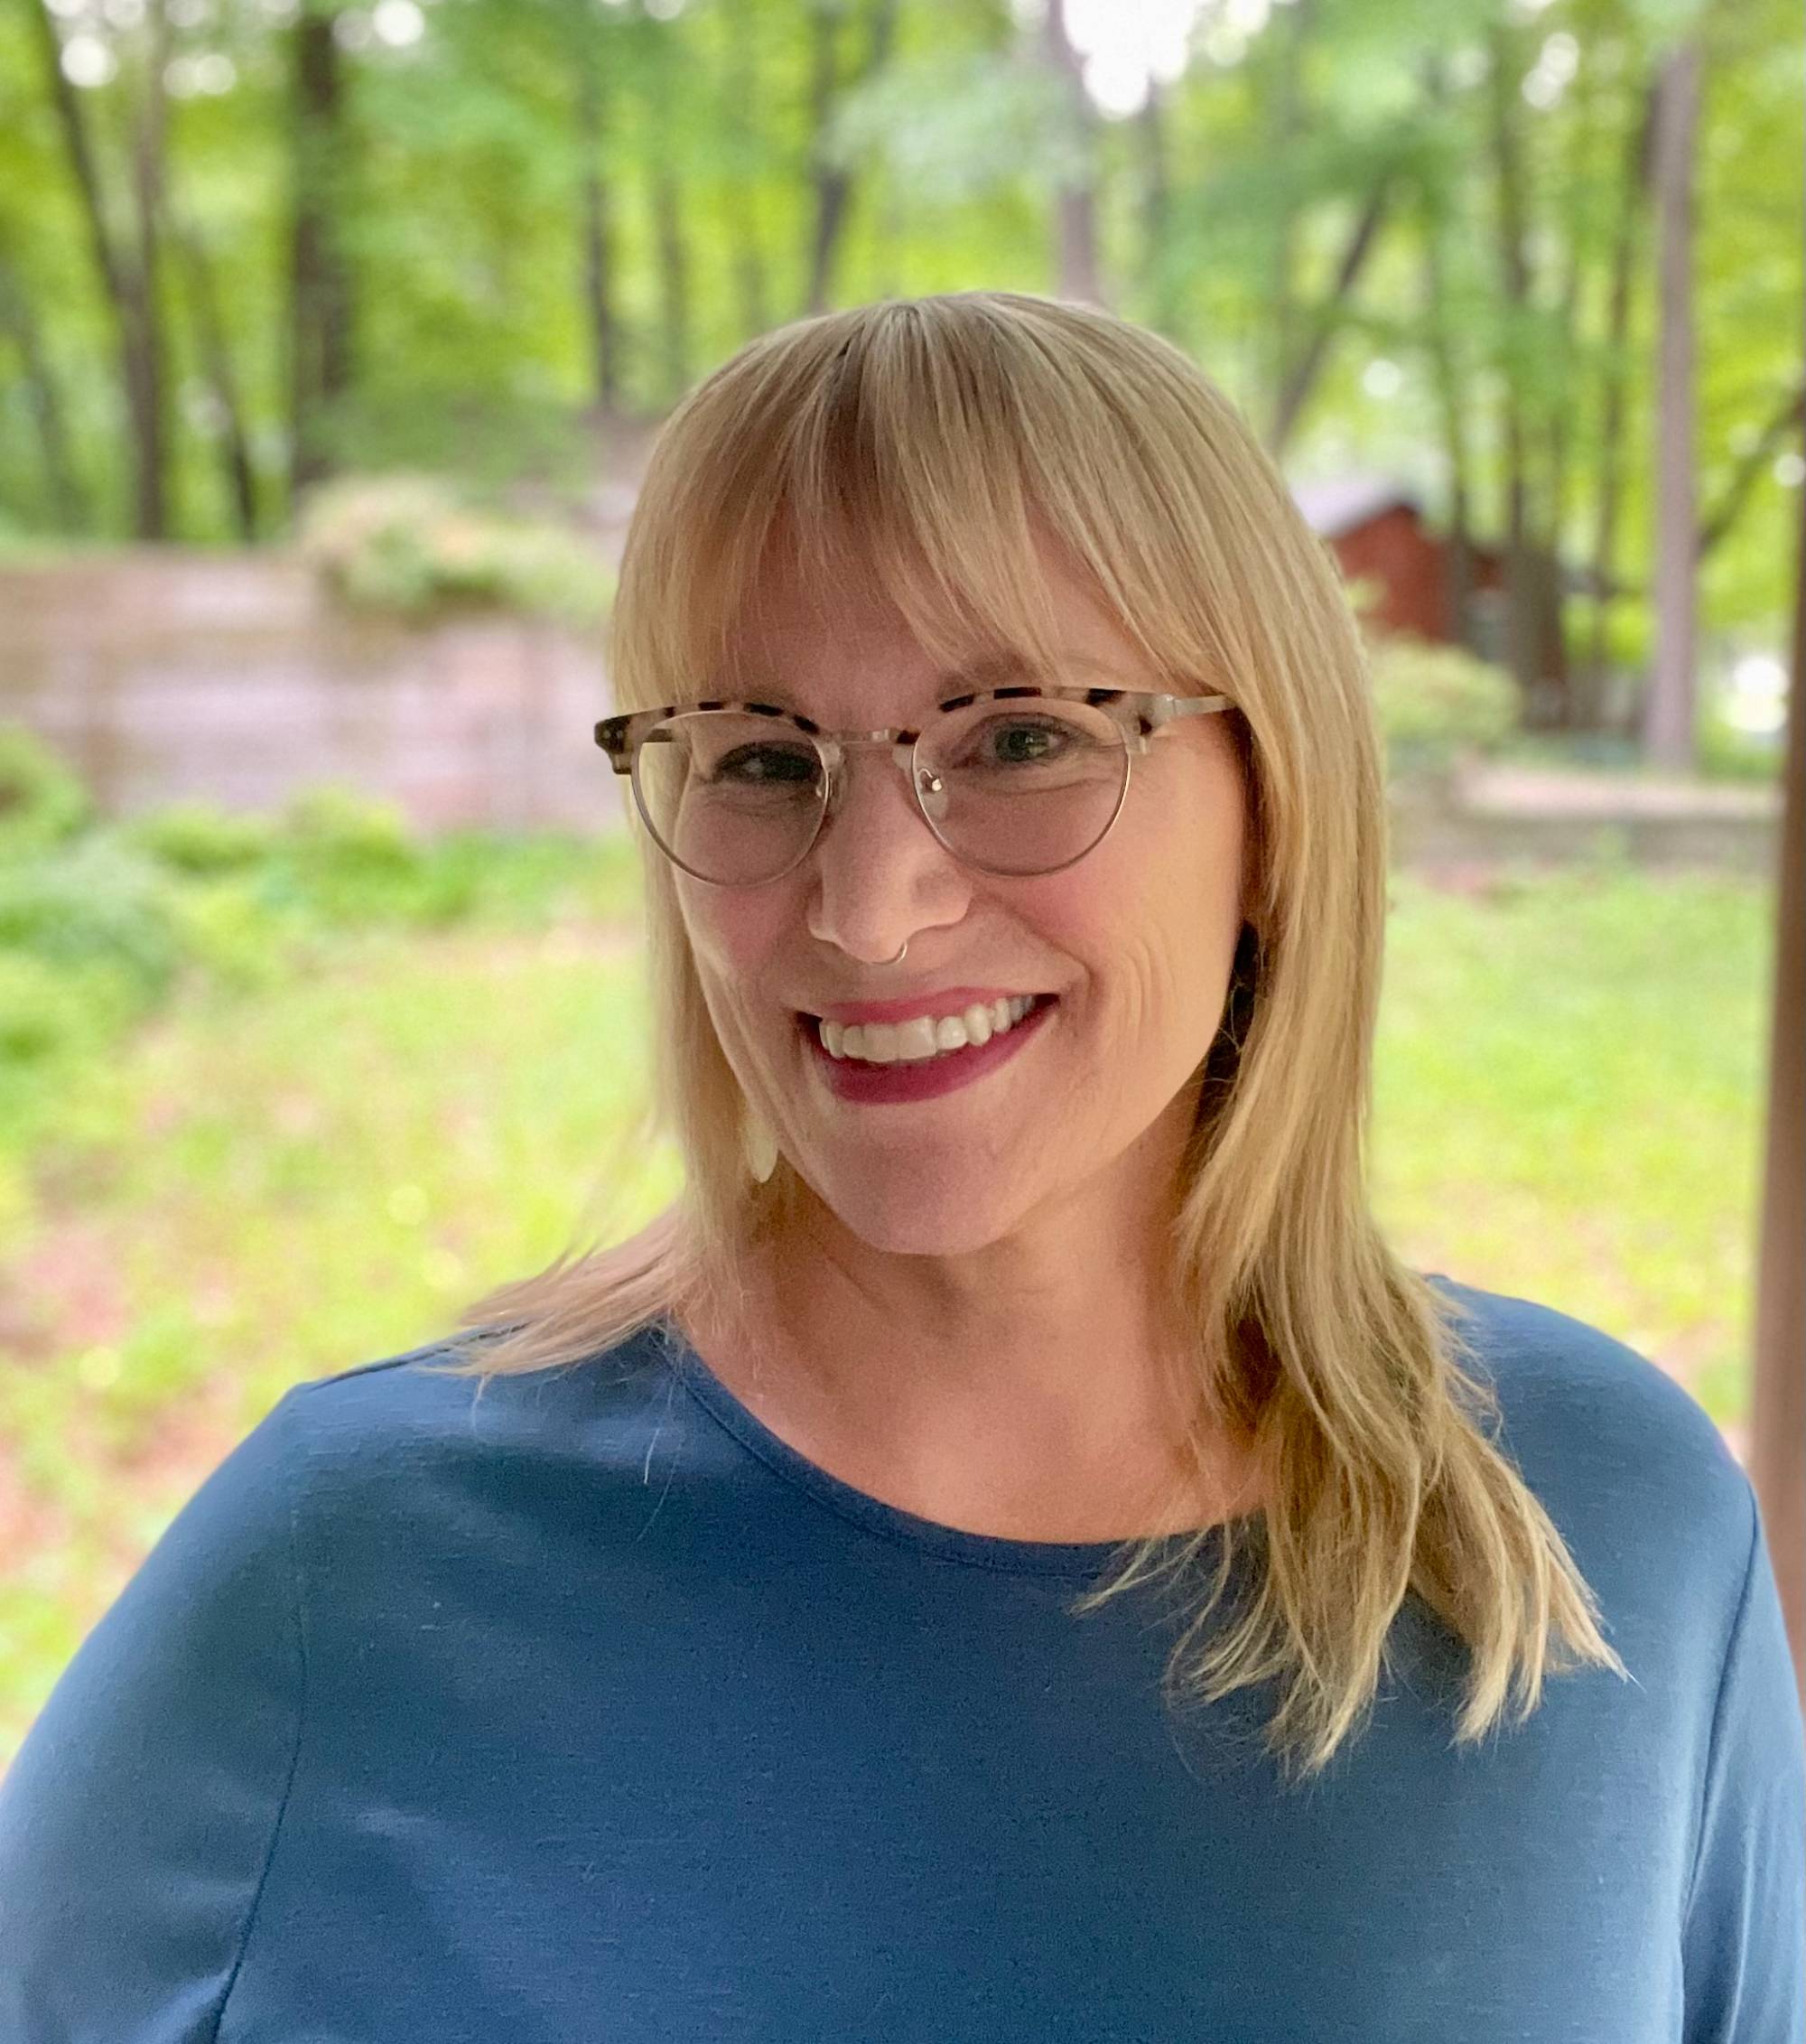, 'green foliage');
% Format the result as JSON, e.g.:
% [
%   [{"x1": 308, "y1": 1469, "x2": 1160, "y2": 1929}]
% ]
[
  {"x1": 0, "y1": 830, "x2": 183, "y2": 1161},
  {"x1": 0, "y1": 0, "x2": 1796, "y2": 692},
  {"x1": 0, "y1": 835, "x2": 186, "y2": 1010},
  {"x1": 309, "y1": 390, "x2": 601, "y2": 501},
  {"x1": 1366, "y1": 633, "x2": 1520, "y2": 782},
  {"x1": 0, "y1": 727, "x2": 92, "y2": 861},
  {"x1": 0, "y1": 950, "x2": 140, "y2": 1067},
  {"x1": 124, "y1": 801, "x2": 280, "y2": 875},
  {"x1": 295, "y1": 474, "x2": 614, "y2": 629},
  {"x1": 1373, "y1": 865, "x2": 1770, "y2": 1400},
  {"x1": 277, "y1": 783, "x2": 432, "y2": 918},
  {"x1": 831, "y1": 48, "x2": 1068, "y2": 201},
  {"x1": 0, "y1": 736, "x2": 644, "y2": 1178},
  {"x1": 163, "y1": 876, "x2": 304, "y2": 994},
  {"x1": 1697, "y1": 703, "x2": 1788, "y2": 786}
]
